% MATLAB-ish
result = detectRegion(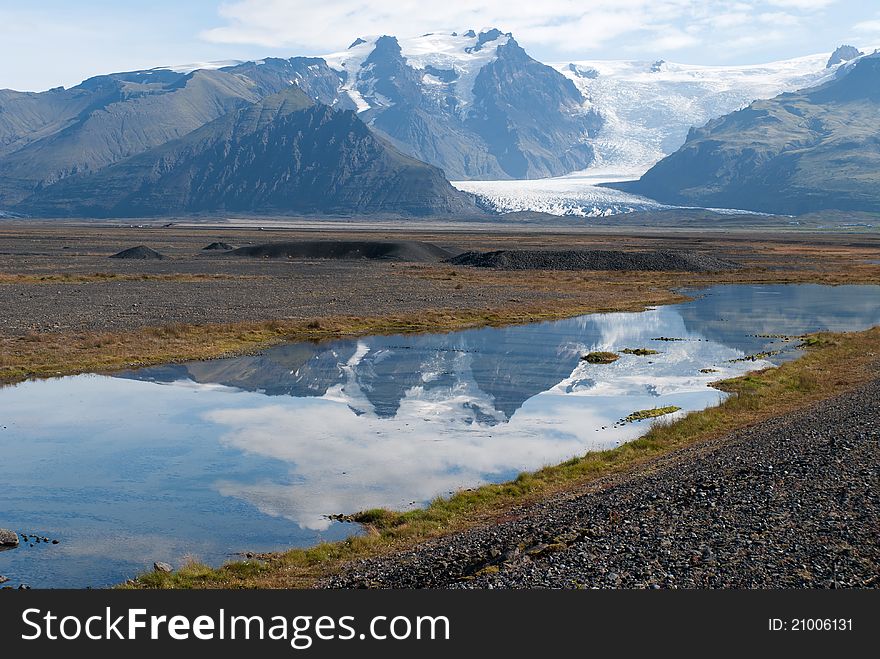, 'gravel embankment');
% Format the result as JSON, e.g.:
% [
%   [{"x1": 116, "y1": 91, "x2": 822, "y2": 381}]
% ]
[
  {"x1": 328, "y1": 380, "x2": 880, "y2": 589},
  {"x1": 448, "y1": 249, "x2": 740, "y2": 271},
  {"x1": 228, "y1": 240, "x2": 453, "y2": 262}
]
